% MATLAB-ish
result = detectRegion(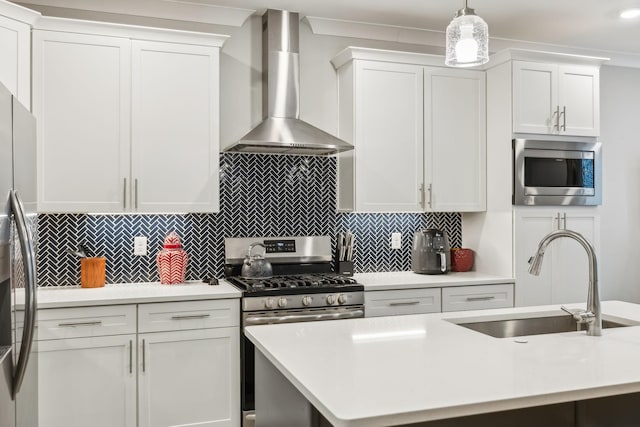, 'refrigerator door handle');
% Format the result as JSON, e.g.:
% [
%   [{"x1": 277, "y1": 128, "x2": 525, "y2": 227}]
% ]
[{"x1": 10, "y1": 190, "x2": 37, "y2": 398}]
